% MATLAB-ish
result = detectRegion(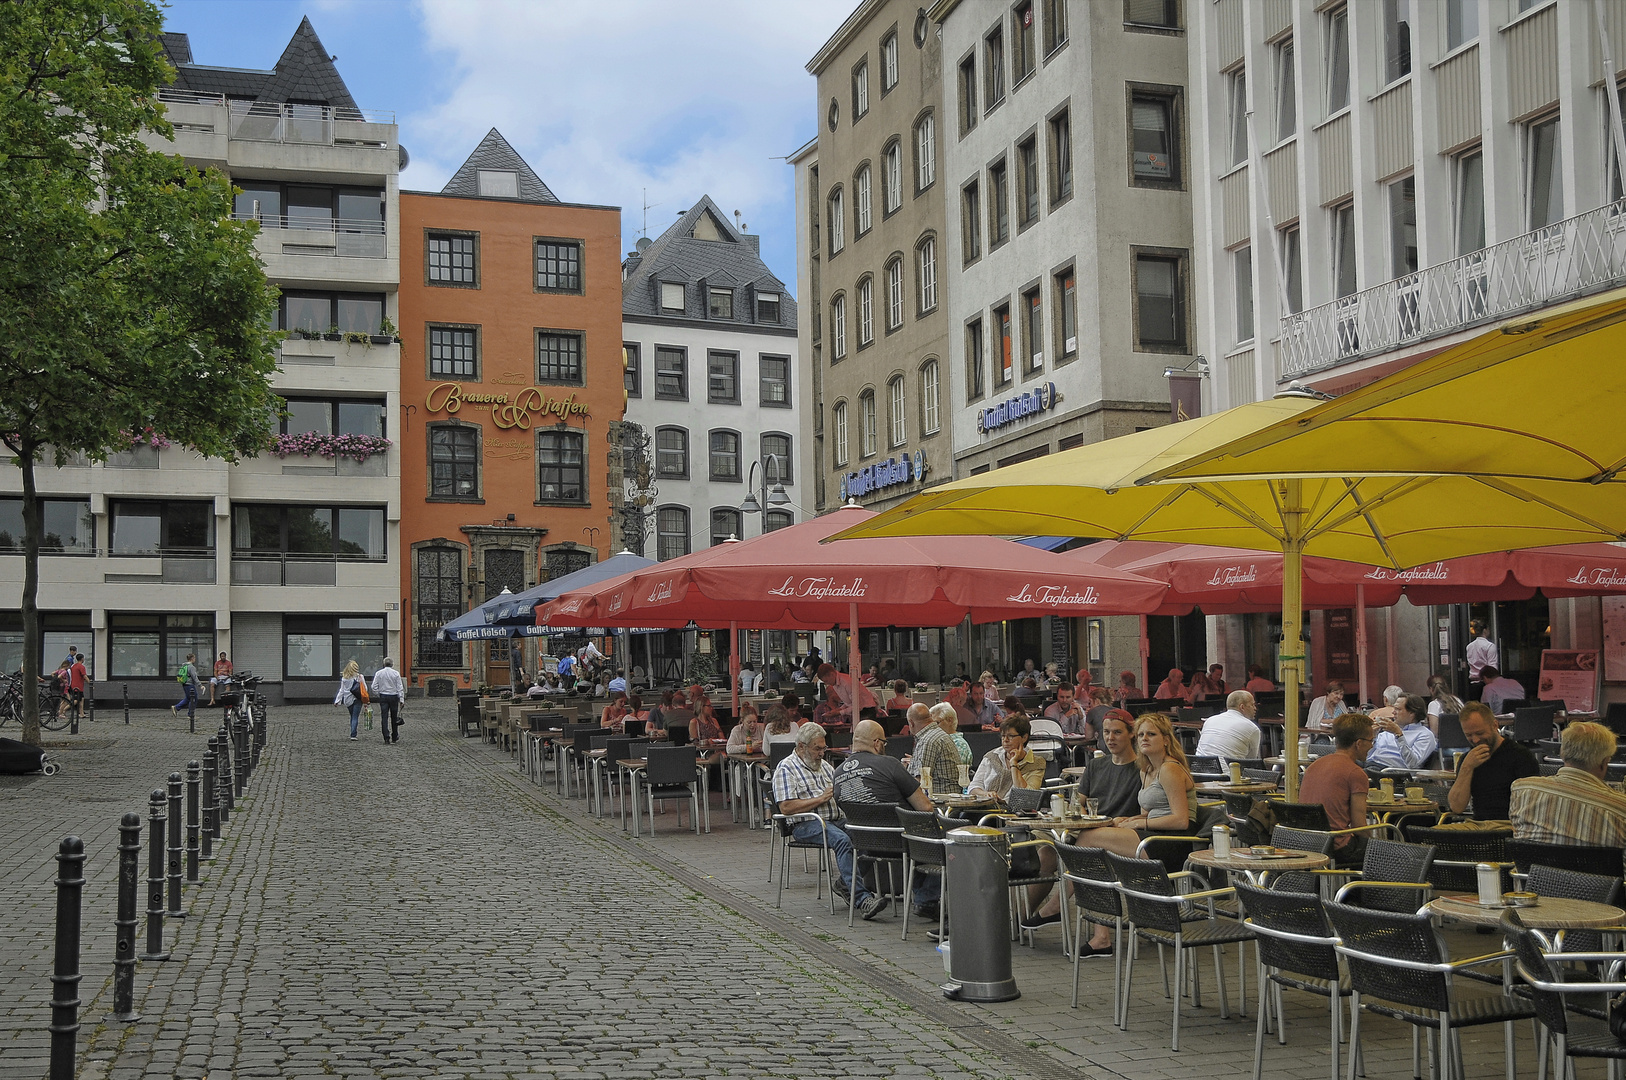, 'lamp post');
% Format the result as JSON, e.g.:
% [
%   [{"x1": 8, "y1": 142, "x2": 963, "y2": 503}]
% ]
[{"x1": 739, "y1": 454, "x2": 791, "y2": 537}]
